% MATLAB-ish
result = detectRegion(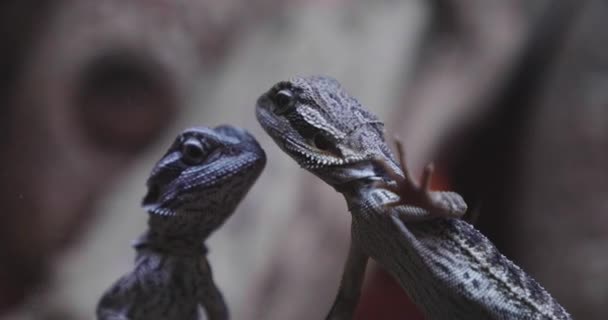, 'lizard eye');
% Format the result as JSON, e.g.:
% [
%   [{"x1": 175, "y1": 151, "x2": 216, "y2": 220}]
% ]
[
  {"x1": 181, "y1": 138, "x2": 207, "y2": 165},
  {"x1": 312, "y1": 133, "x2": 333, "y2": 151},
  {"x1": 274, "y1": 89, "x2": 295, "y2": 114}
]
